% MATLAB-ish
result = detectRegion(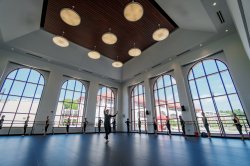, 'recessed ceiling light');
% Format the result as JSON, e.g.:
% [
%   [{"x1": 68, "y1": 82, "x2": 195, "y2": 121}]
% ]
[
  {"x1": 124, "y1": 1, "x2": 144, "y2": 22},
  {"x1": 225, "y1": 29, "x2": 229, "y2": 32},
  {"x1": 53, "y1": 36, "x2": 69, "y2": 47},
  {"x1": 200, "y1": 44, "x2": 203, "y2": 47},
  {"x1": 153, "y1": 28, "x2": 169, "y2": 41},
  {"x1": 112, "y1": 61, "x2": 123, "y2": 68},
  {"x1": 60, "y1": 8, "x2": 81, "y2": 26},
  {"x1": 213, "y1": 2, "x2": 217, "y2": 6}
]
